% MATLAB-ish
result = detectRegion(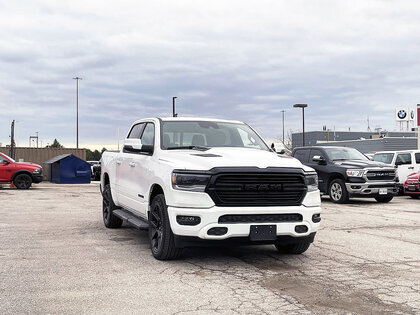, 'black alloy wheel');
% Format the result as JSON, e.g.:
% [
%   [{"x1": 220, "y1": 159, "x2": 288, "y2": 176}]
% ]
[
  {"x1": 148, "y1": 194, "x2": 182, "y2": 260},
  {"x1": 14, "y1": 174, "x2": 32, "y2": 189}
]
